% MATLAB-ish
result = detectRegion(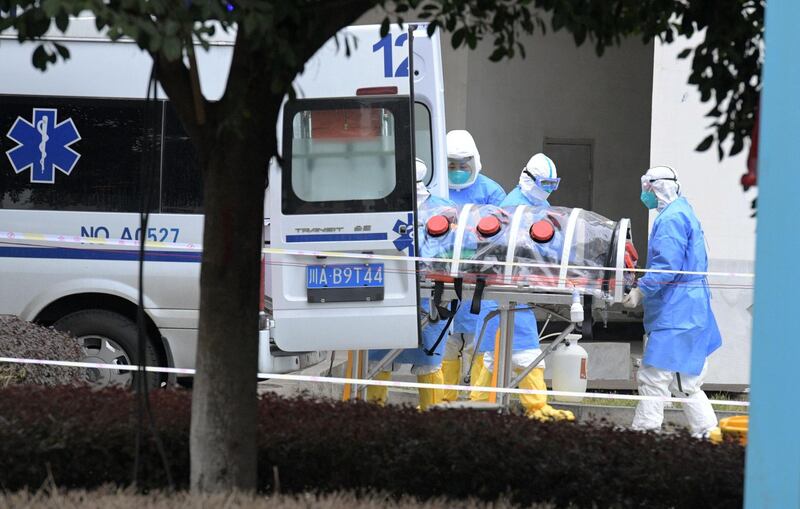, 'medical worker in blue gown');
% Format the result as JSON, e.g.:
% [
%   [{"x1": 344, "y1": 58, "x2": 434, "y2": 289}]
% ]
[
  {"x1": 367, "y1": 159, "x2": 454, "y2": 410},
  {"x1": 441, "y1": 130, "x2": 507, "y2": 401},
  {"x1": 623, "y1": 165, "x2": 722, "y2": 438},
  {"x1": 469, "y1": 153, "x2": 574, "y2": 422}
]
